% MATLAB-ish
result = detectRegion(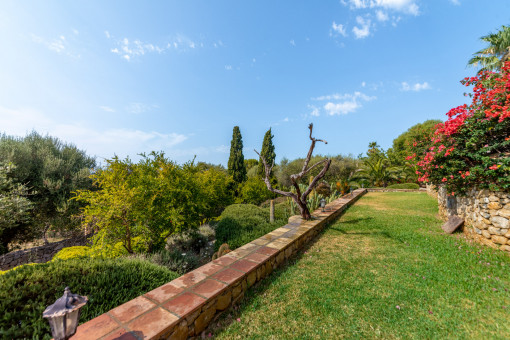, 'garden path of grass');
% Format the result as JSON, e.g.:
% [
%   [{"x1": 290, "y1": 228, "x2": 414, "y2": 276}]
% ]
[{"x1": 212, "y1": 192, "x2": 510, "y2": 339}]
